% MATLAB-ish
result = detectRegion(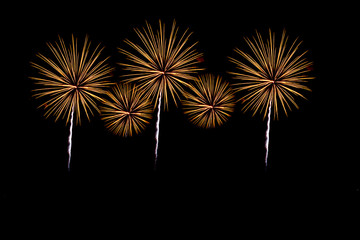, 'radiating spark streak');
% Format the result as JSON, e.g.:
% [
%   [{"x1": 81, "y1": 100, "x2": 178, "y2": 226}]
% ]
[
  {"x1": 154, "y1": 92, "x2": 162, "y2": 169},
  {"x1": 265, "y1": 101, "x2": 272, "y2": 168},
  {"x1": 67, "y1": 105, "x2": 74, "y2": 171}
]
